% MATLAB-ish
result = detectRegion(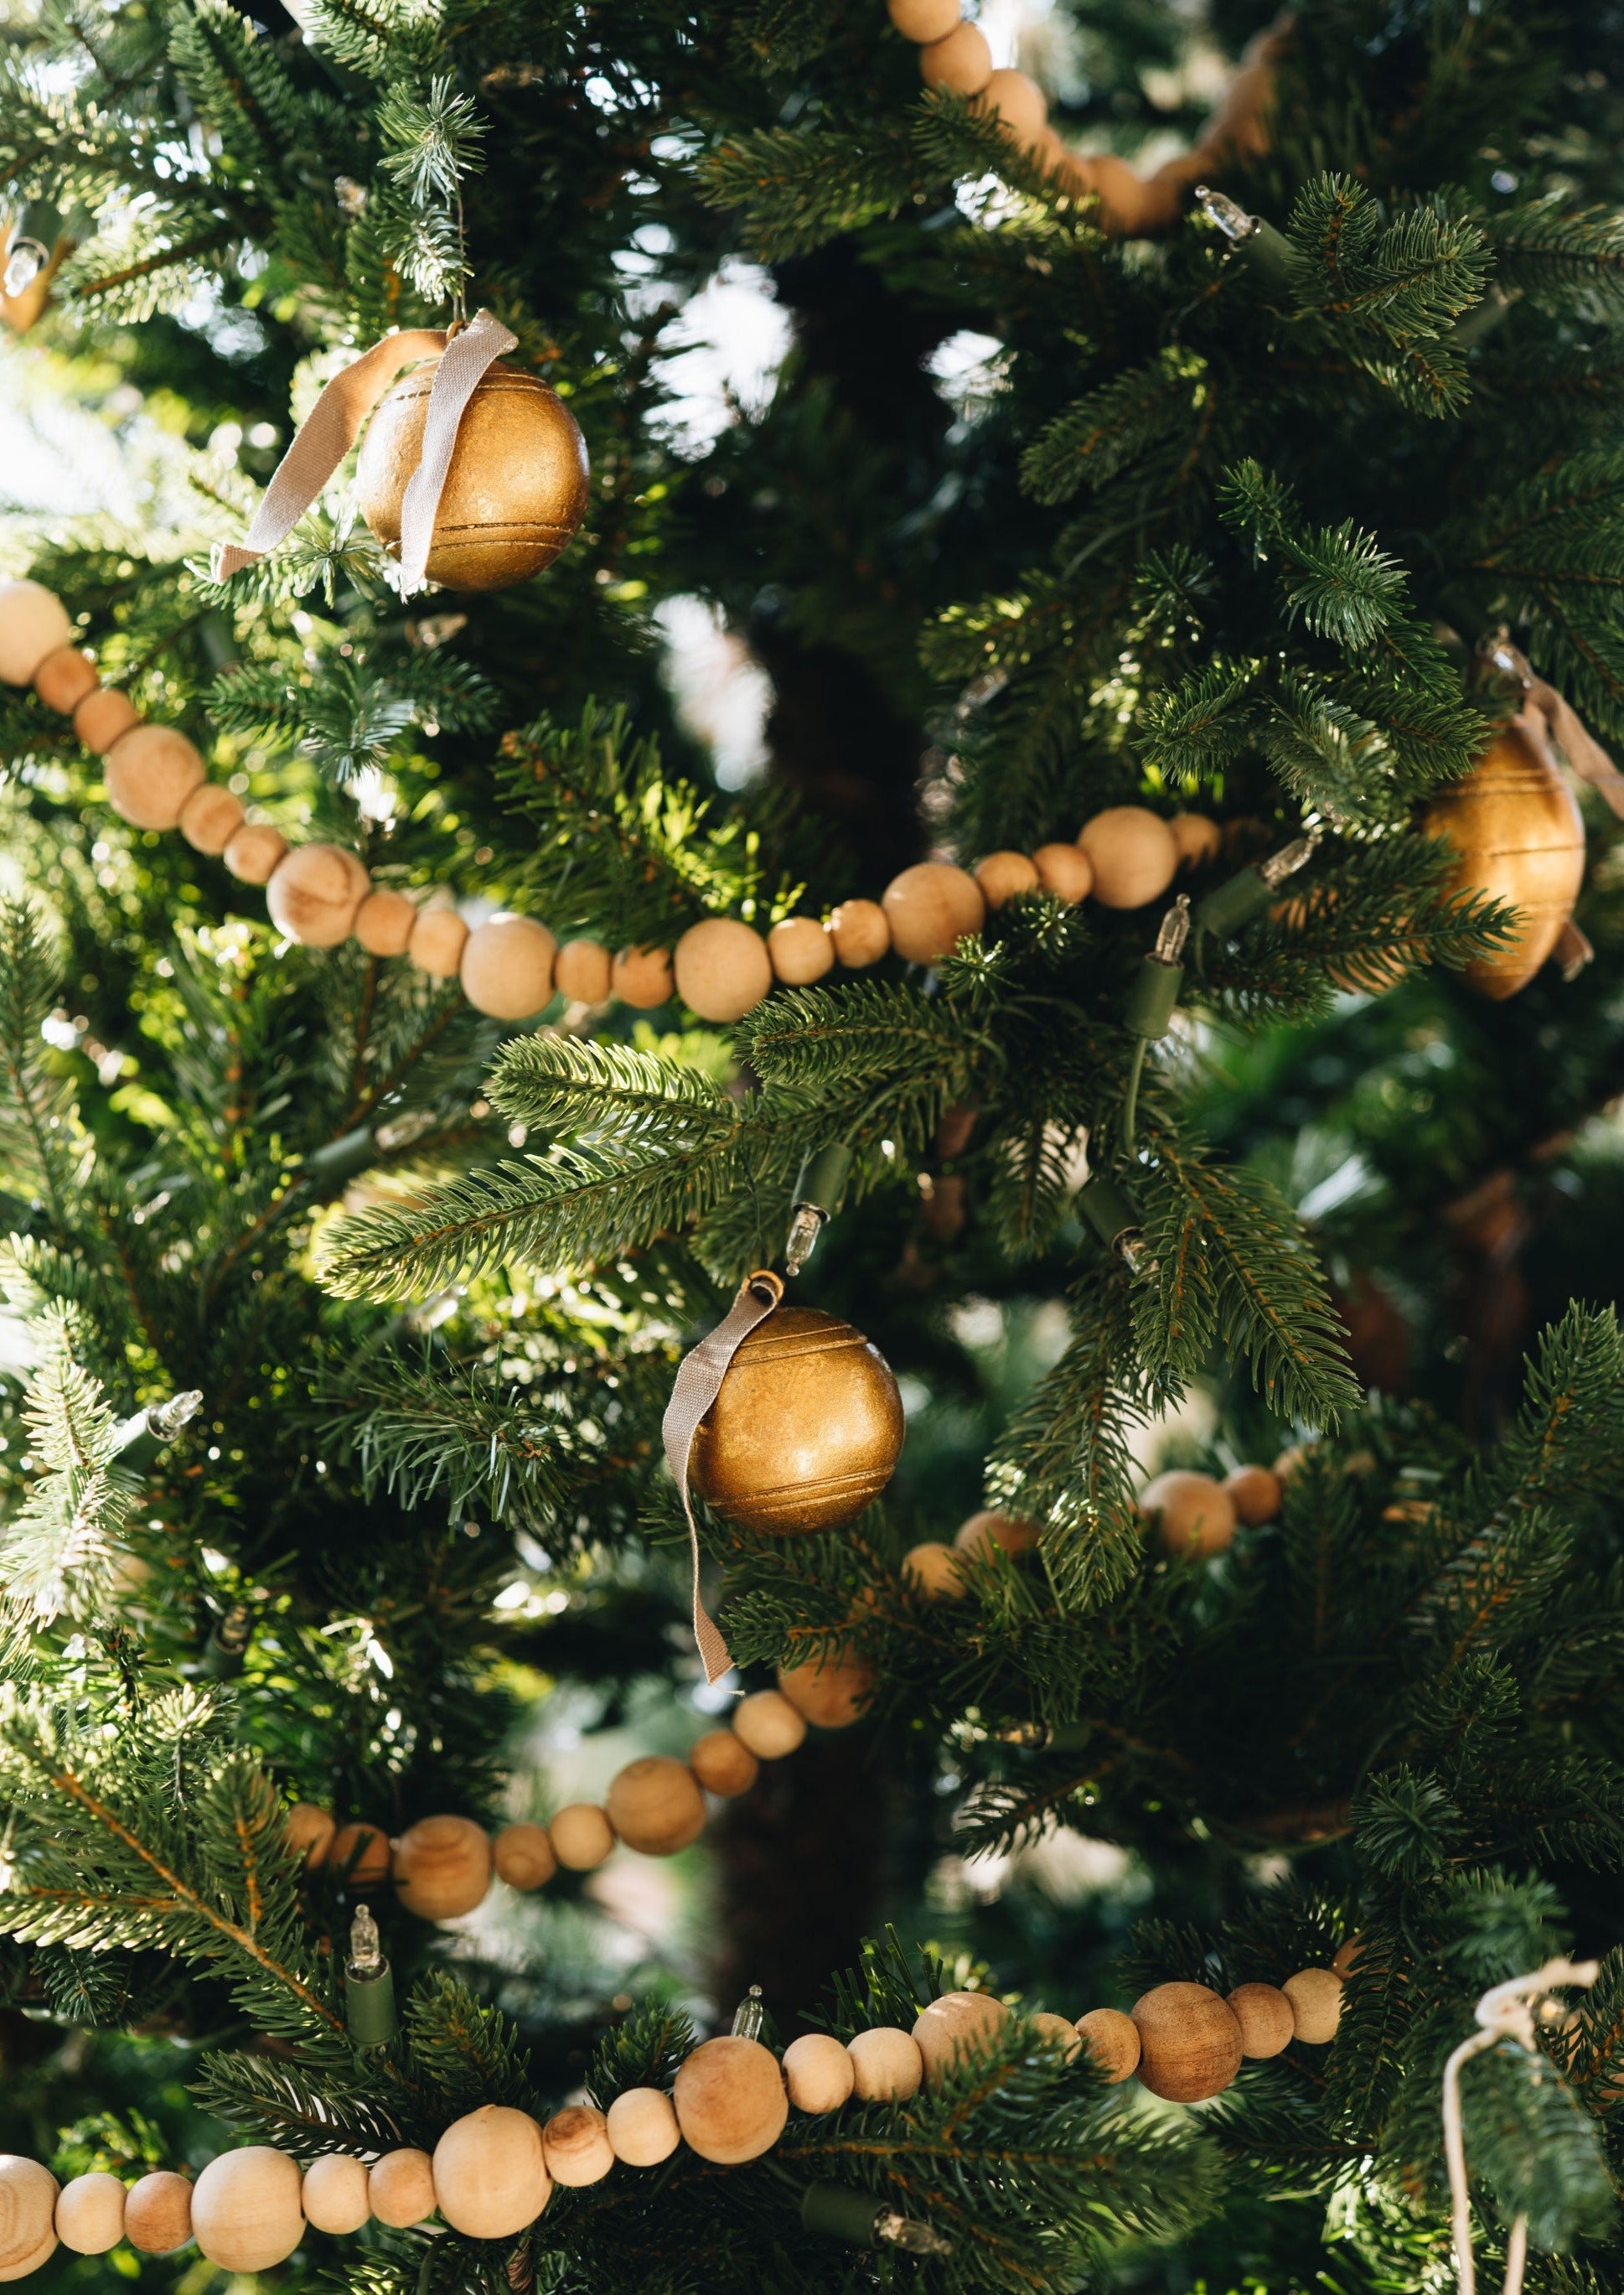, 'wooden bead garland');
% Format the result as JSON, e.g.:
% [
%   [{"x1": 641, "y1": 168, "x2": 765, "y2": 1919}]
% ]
[
  {"x1": 675, "y1": 2036, "x2": 789, "y2": 2163},
  {"x1": 1076, "y1": 2007, "x2": 1140, "y2": 2083},
  {"x1": 1130, "y1": 1982, "x2": 1244, "y2": 2104},
  {"x1": 104, "y1": 724, "x2": 205, "y2": 832},
  {"x1": 460, "y1": 913, "x2": 557, "y2": 1018},
  {"x1": 605, "y1": 2088, "x2": 680, "y2": 2166},
  {"x1": 0, "y1": 581, "x2": 71, "y2": 684},
  {"x1": 1227, "y1": 1982, "x2": 1296, "y2": 2058},
  {"x1": 122, "y1": 2172, "x2": 193, "y2": 2255},
  {"x1": 1140, "y1": 1469, "x2": 1239, "y2": 1558},
  {"x1": 913, "y1": 1990, "x2": 1010, "y2": 2084},
  {"x1": 783, "y1": 2032, "x2": 856, "y2": 2114},
  {"x1": 848, "y1": 2025, "x2": 924, "y2": 2100},
  {"x1": 603, "y1": 1754, "x2": 706, "y2": 1855},
  {"x1": 542, "y1": 2106, "x2": 615, "y2": 2187},
  {"x1": 392, "y1": 1813, "x2": 494, "y2": 1919}
]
